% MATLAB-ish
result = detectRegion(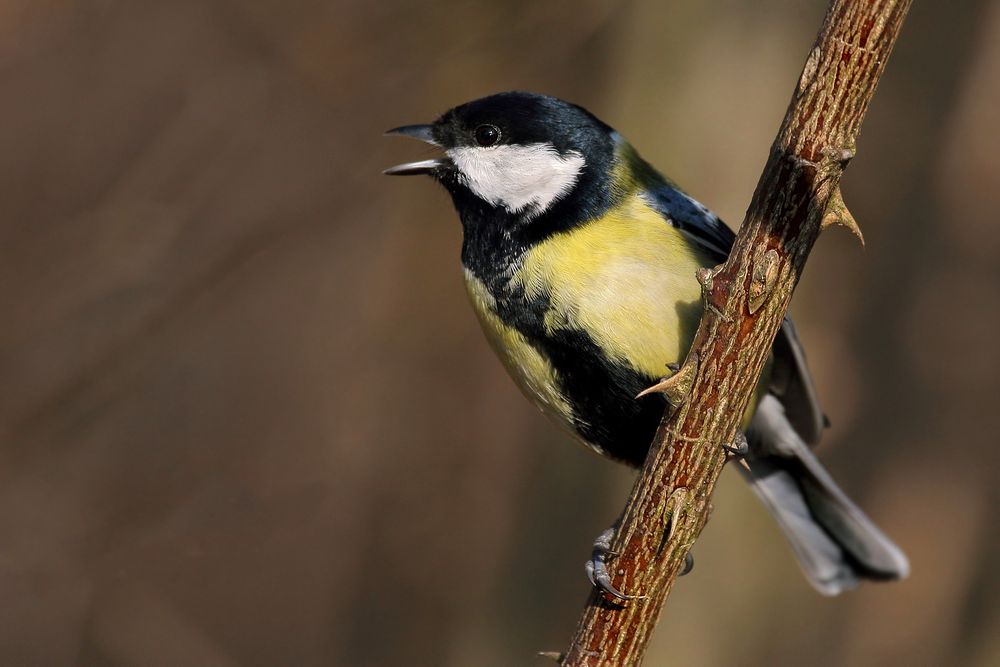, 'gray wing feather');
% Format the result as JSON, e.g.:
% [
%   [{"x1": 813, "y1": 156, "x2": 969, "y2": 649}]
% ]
[
  {"x1": 738, "y1": 458, "x2": 861, "y2": 595},
  {"x1": 770, "y1": 318, "x2": 827, "y2": 446},
  {"x1": 746, "y1": 396, "x2": 910, "y2": 594}
]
